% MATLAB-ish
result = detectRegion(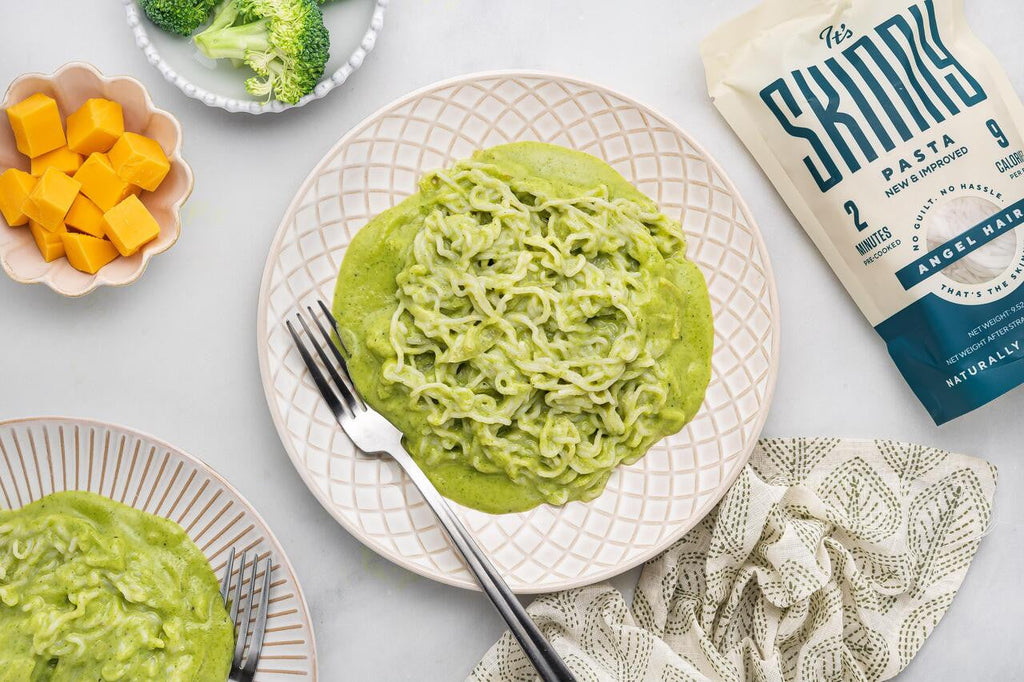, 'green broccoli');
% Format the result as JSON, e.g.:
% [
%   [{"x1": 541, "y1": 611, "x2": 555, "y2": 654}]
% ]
[
  {"x1": 140, "y1": 0, "x2": 219, "y2": 37},
  {"x1": 194, "y1": 0, "x2": 330, "y2": 105}
]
